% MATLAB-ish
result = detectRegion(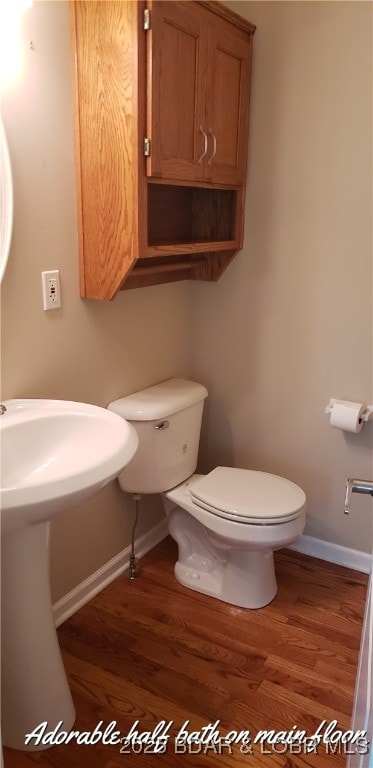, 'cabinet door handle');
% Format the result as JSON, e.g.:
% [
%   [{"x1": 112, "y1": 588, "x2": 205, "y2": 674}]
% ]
[
  {"x1": 198, "y1": 126, "x2": 208, "y2": 164},
  {"x1": 207, "y1": 129, "x2": 217, "y2": 165}
]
